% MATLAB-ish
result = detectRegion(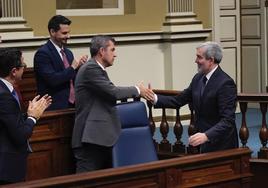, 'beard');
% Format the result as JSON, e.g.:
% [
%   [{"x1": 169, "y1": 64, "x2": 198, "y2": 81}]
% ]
[{"x1": 197, "y1": 64, "x2": 204, "y2": 73}]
